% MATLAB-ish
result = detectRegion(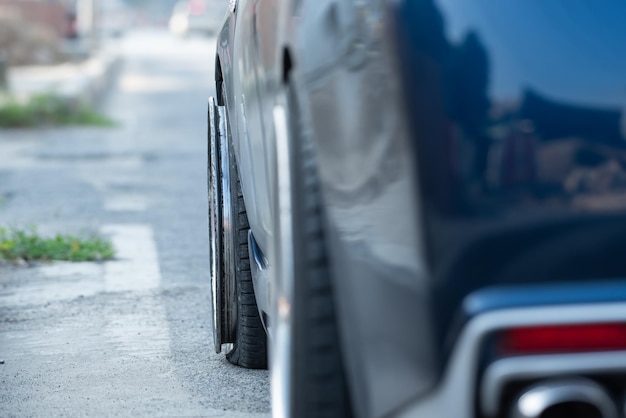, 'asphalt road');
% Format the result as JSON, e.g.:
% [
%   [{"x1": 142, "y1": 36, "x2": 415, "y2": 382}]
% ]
[{"x1": 0, "y1": 30, "x2": 271, "y2": 417}]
